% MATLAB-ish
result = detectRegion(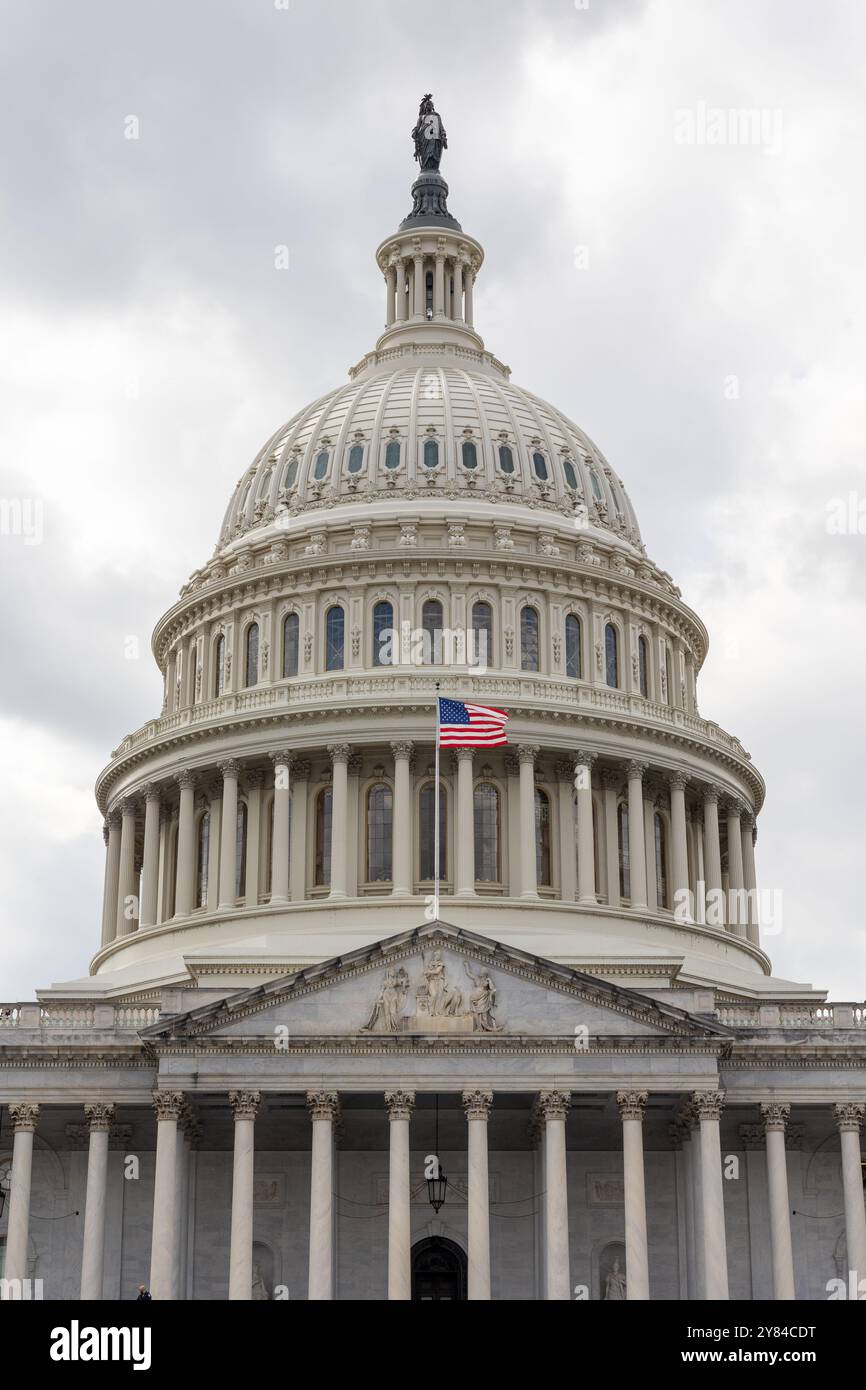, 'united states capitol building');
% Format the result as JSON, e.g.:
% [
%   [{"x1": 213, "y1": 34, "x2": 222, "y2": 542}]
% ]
[{"x1": 1, "y1": 101, "x2": 864, "y2": 1303}]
